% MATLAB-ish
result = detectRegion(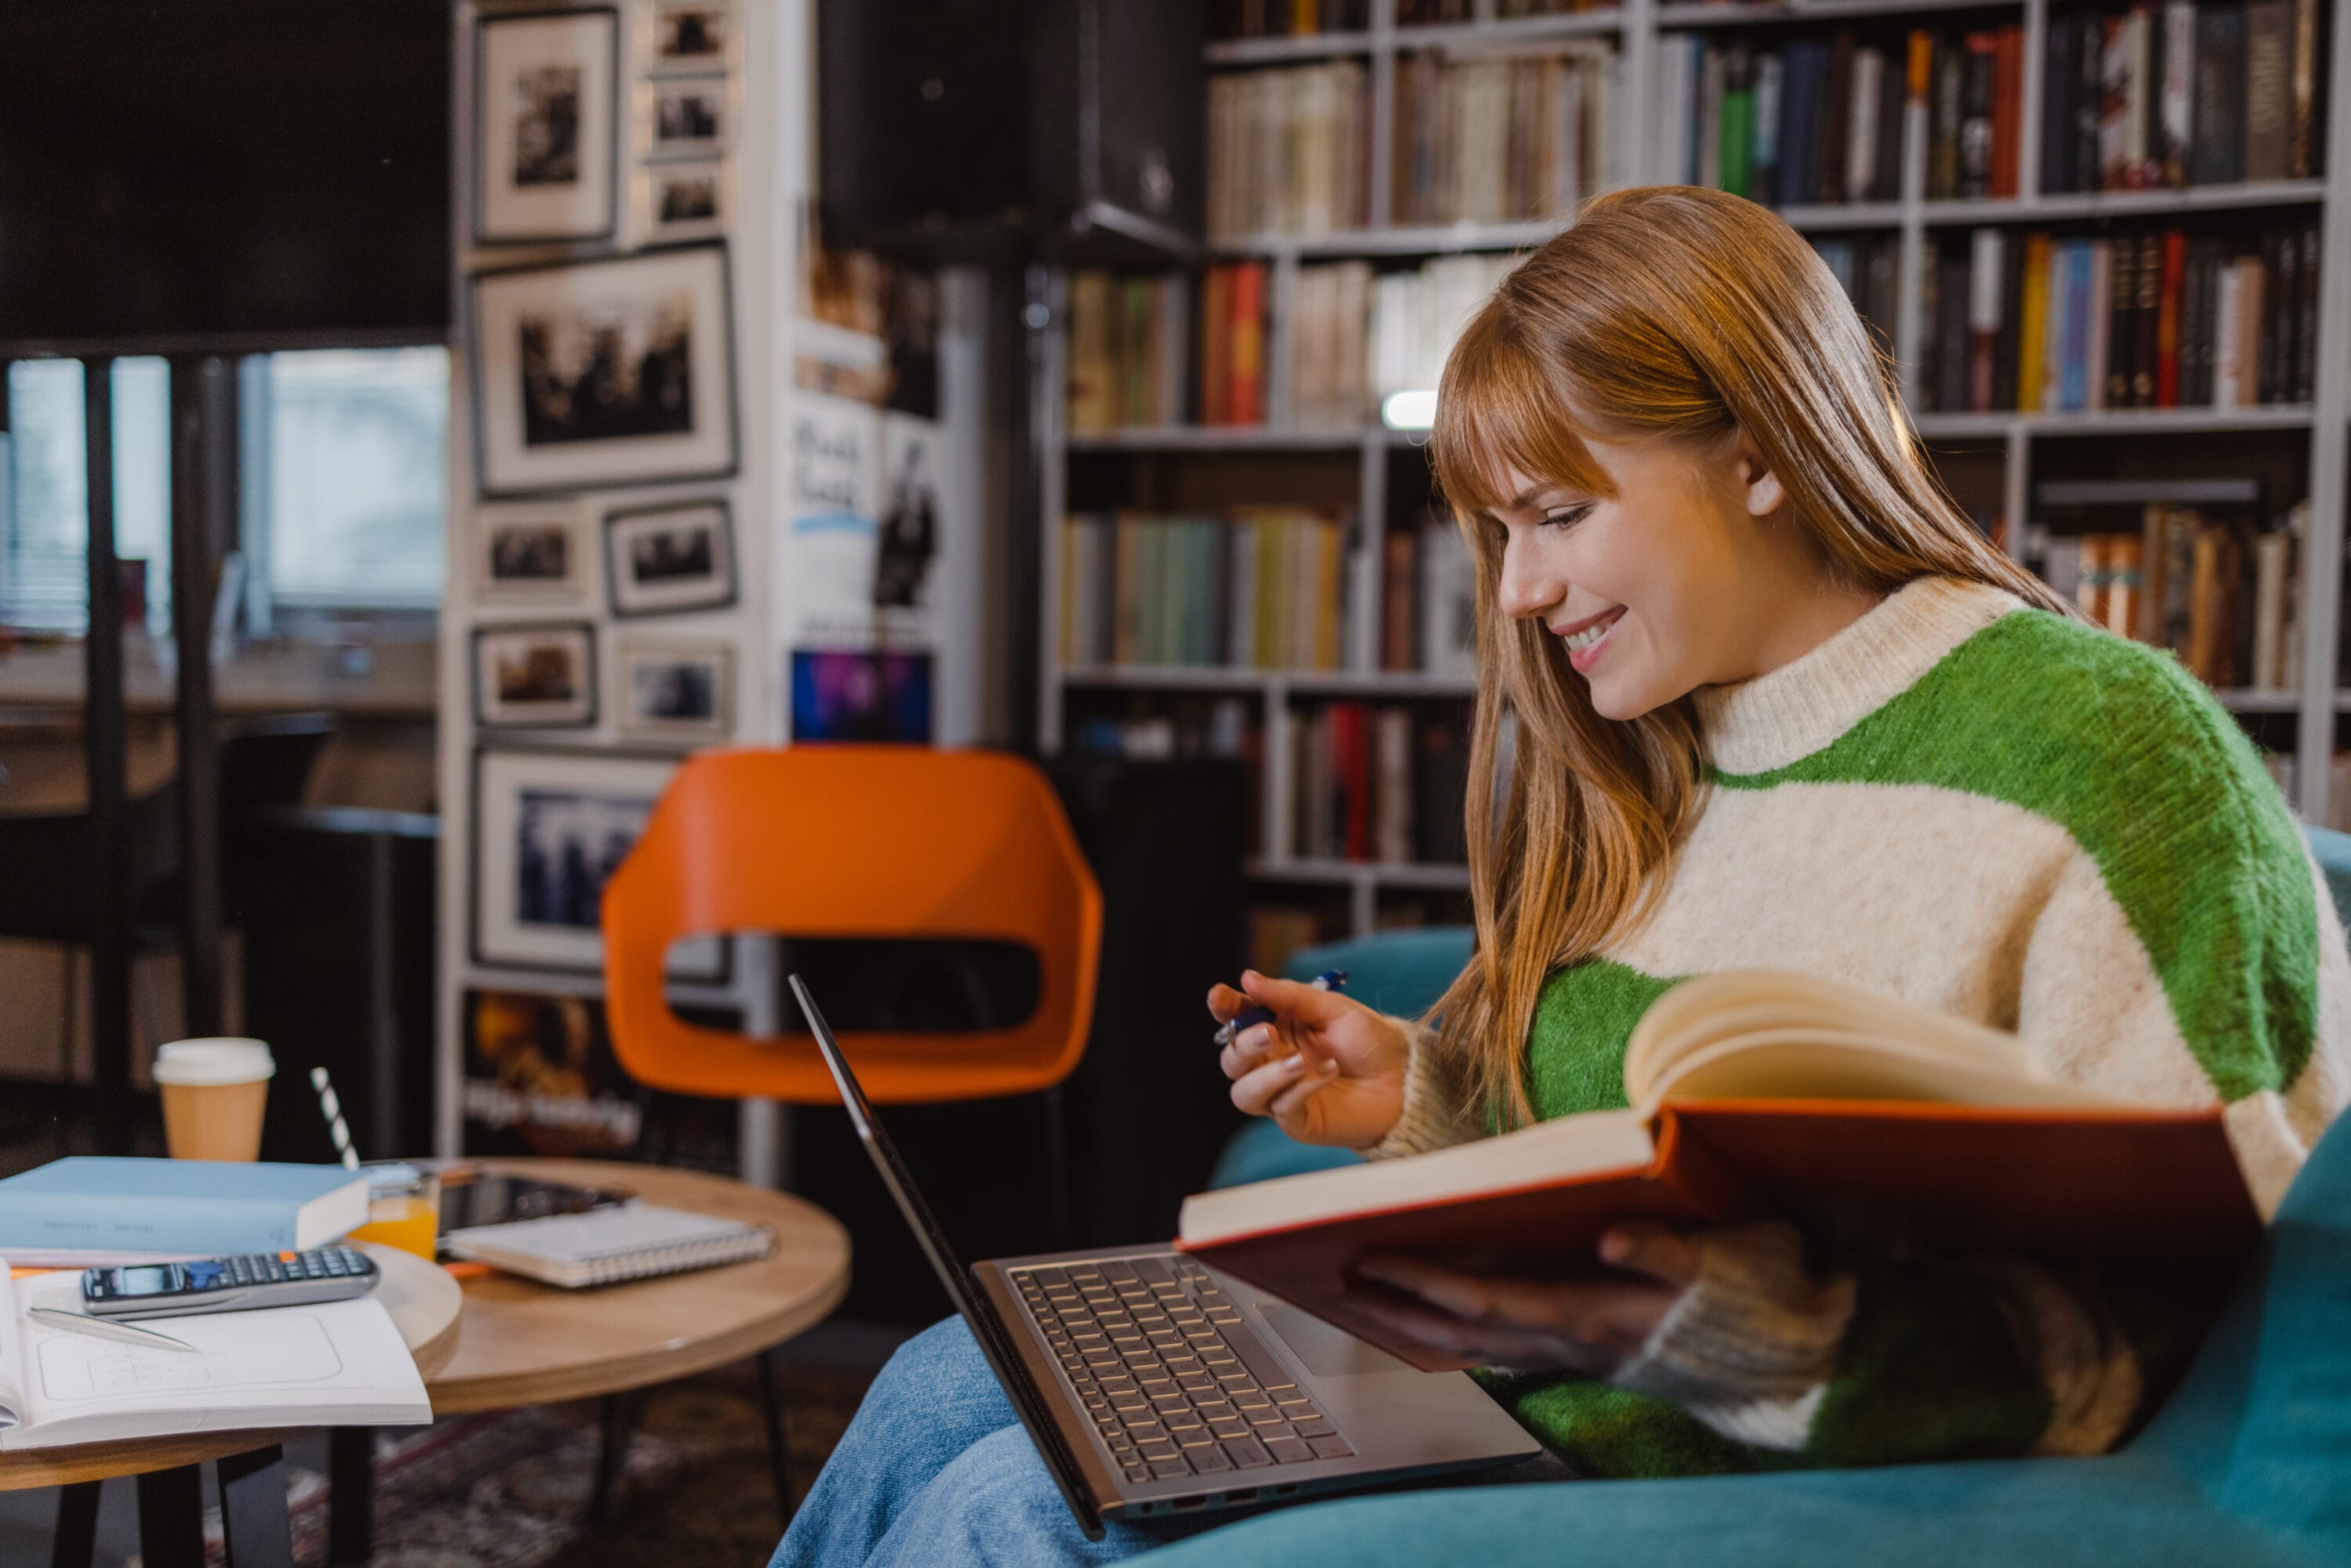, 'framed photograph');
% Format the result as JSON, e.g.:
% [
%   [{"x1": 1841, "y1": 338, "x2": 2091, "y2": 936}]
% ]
[
  {"x1": 647, "y1": 1, "x2": 735, "y2": 74},
  {"x1": 471, "y1": 748, "x2": 730, "y2": 980},
  {"x1": 471, "y1": 244, "x2": 738, "y2": 496},
  {"x1": 789, "y1": 648, "x2": 934, "y2": 744},
  {"x1": 473, "y1": 502, "x2": 589, "y2": 603},
  {"x1": 643, "y1": 158, "x2": 726, "y2": 242},
  {"x1": 473, "y1": 622, "x2": 598, "y2": 730},
  {"x1": 473, "y1": 8, "x2": 620, "y2": 245},
  {"x1": 614, "y1": 636, "x2": 734, "y2": 744},
  {"x1": 605, "y1": 498, "x2": 736, "y2": 617},
  {"x1": 649, "y1": 78, "x2": 728, "y2": 160}
]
